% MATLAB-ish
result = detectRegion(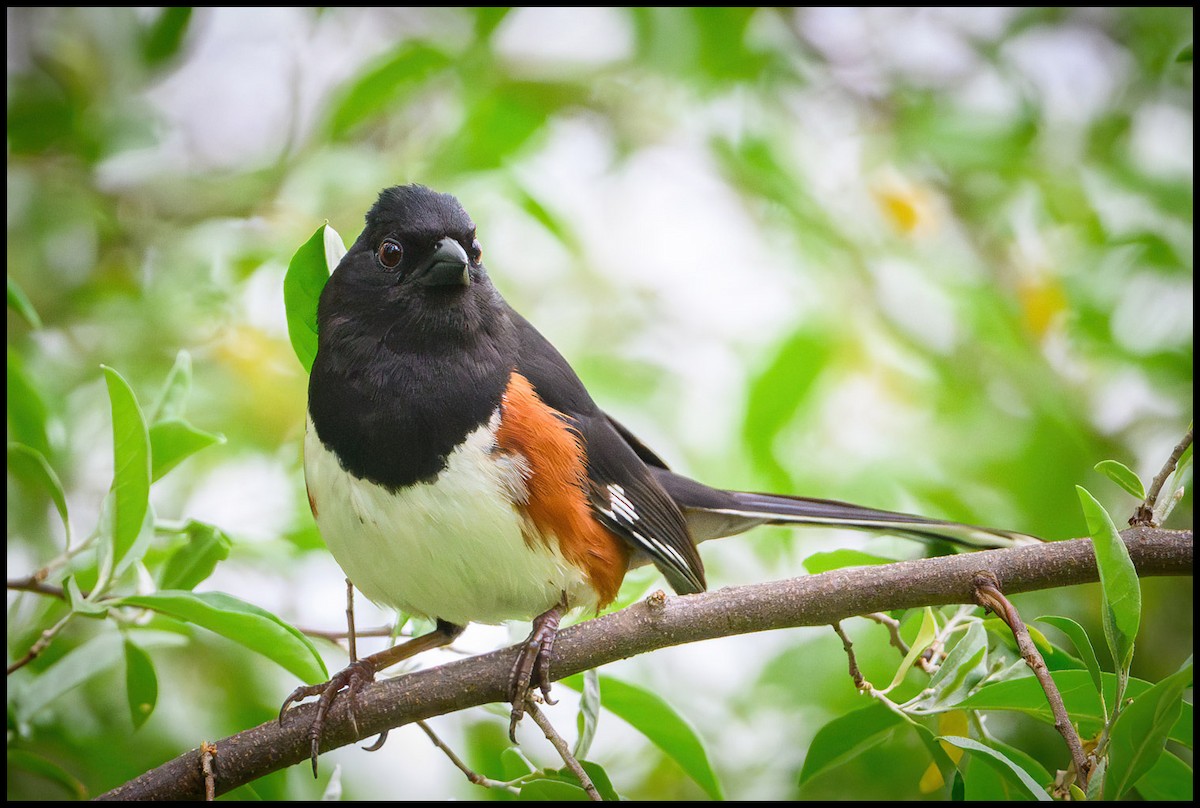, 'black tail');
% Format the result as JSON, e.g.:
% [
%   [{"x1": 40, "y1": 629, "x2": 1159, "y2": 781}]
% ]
[{"x1": 651, "y1": 468, "x2": 1040, "y2": 550}]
